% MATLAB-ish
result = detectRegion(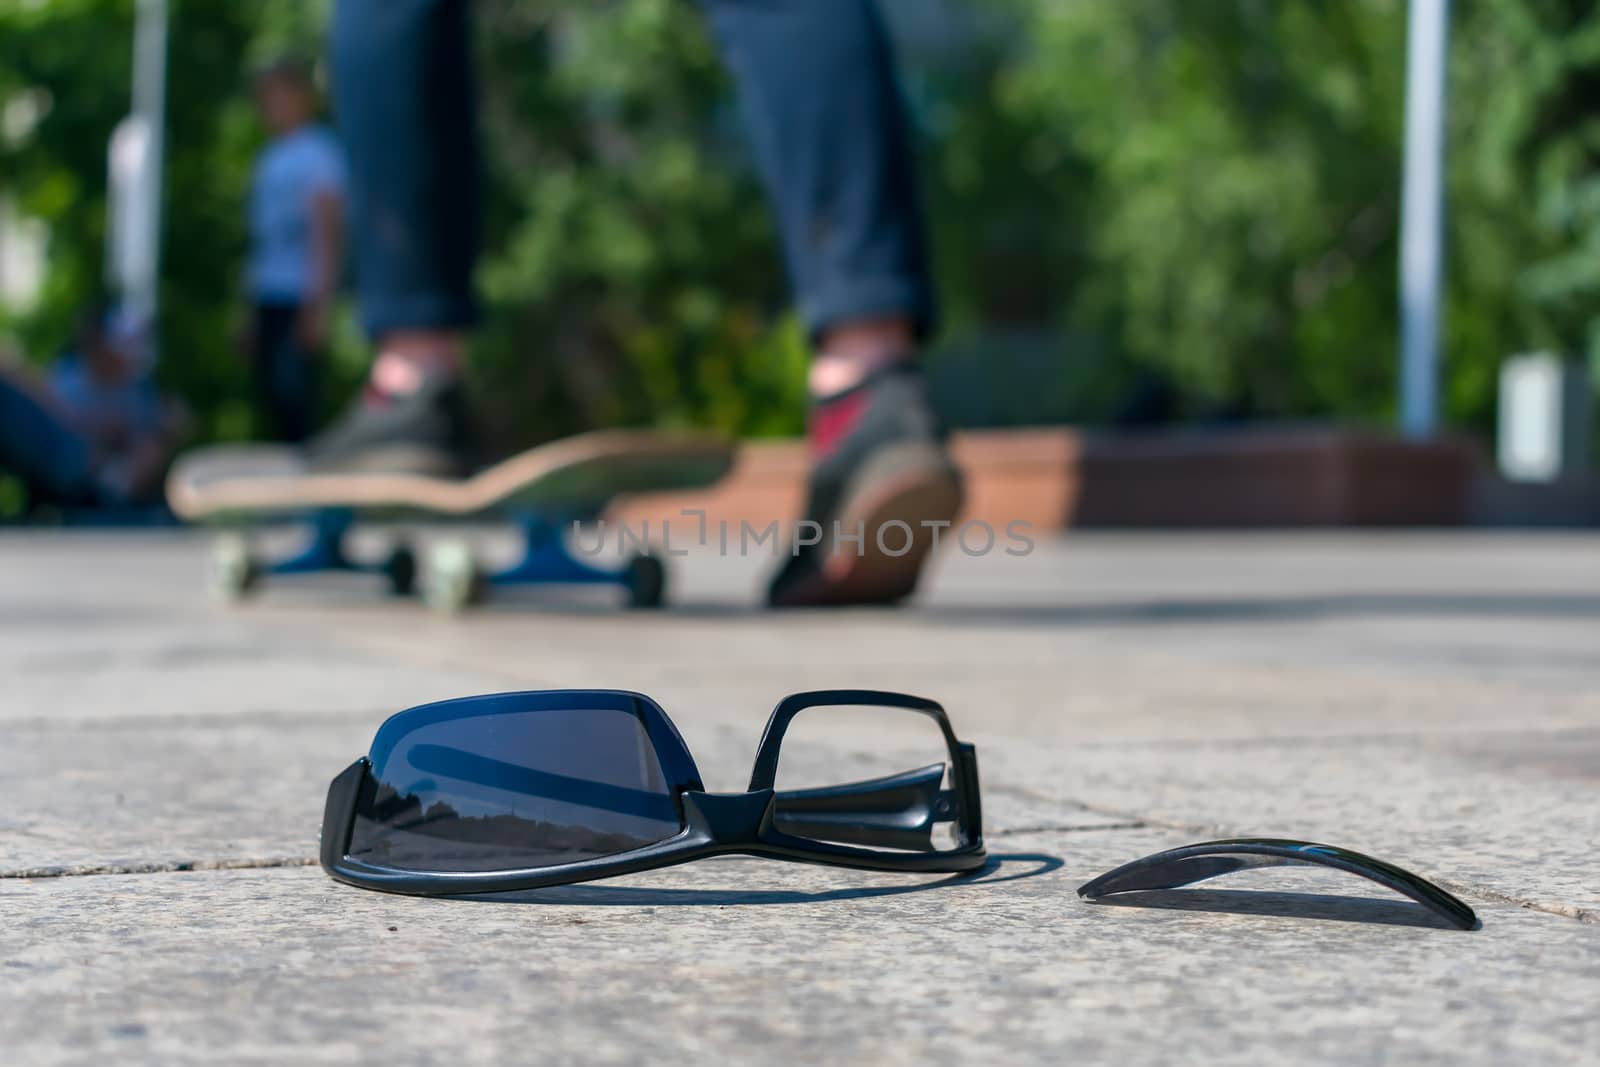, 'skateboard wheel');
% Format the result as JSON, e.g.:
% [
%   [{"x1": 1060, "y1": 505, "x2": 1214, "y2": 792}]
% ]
[
  {"x1": 626, "y1": 554, "x2": 666, "y2": 609},
  {"x1": 209, "y1": 534, "x2": 261, "y2": 602},
  {"x1": 423, "y1": 541, "x2": 483, "y2": 614},
  {"x1": 384, "y1": 545, "x2": 418, "y2": 597}
]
